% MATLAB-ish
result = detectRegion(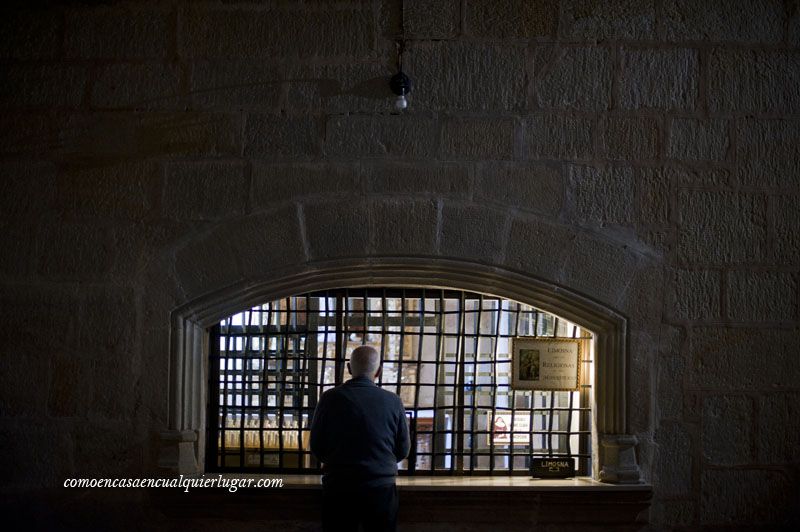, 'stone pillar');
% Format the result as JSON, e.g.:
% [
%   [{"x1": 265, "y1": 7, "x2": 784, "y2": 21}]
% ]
[
  {"x1": 599, "y1": 434, "x2": 642, "y2": 484},
  {"x1": 158, "y1": 430, "x2": 200, "y2": 475}
]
